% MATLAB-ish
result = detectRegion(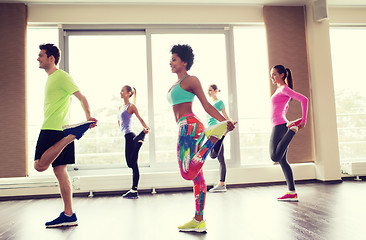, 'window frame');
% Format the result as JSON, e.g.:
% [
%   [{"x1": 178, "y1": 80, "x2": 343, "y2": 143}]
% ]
[
  {"x1": 329, "y1": 25, "x2": 366, "y2": 164},
  {"x1": 27, "y1": 24, "x2": 274, "y2": 175},
  {"x1": 61, "y1": 24, "x2": 240, "y2": 172}
]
